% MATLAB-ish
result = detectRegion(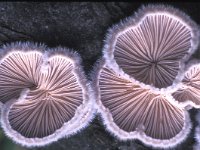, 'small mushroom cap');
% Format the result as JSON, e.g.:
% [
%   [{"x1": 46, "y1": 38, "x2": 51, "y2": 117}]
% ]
[
  {"x1": 0, "y1": 42, "x2": 94, "y2": 147},
  {"x1": 94, "y1": 60, "x2": 191, "y2": 149},
  {"x1": 104, "y1": 4, "x2": 199, "y2": 88},
  {"x1": 172, "y1": 63, "x2": 200, "y2": 108}
]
